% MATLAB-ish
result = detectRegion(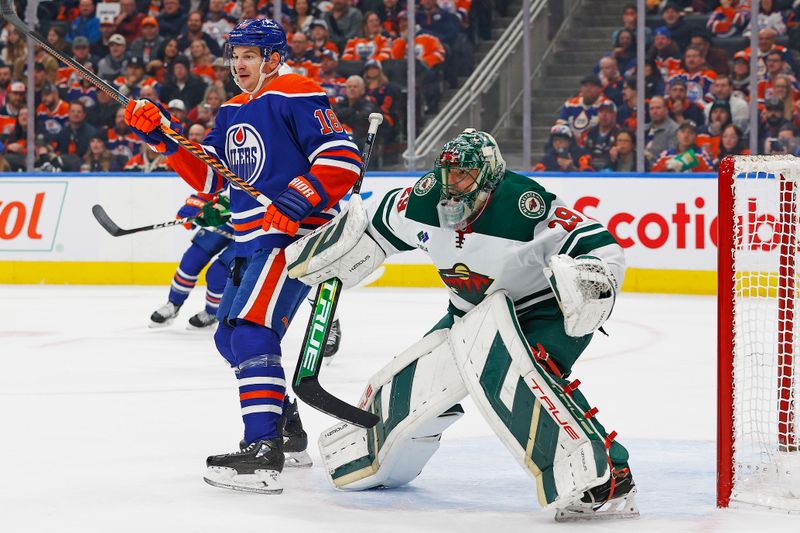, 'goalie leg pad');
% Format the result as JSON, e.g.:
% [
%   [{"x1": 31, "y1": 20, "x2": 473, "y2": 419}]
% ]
[
  {"x1": 319, "y1": 330, "x2": 466, "y2": 490},
  {"x1": 447, "y1": 291, "x2": 610, "y2": 510}
]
